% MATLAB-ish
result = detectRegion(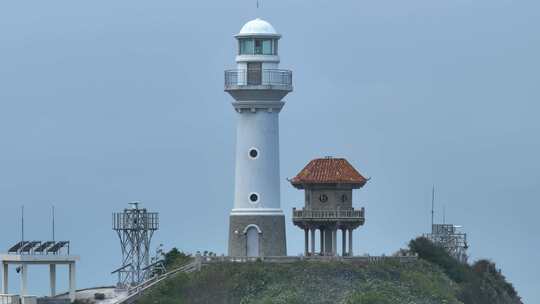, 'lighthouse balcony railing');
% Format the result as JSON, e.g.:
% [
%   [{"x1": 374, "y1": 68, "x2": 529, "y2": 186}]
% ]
[
  {"x1": 292, "y1": 208, "x2": 365, "y2": 220},
  {"x1": 224, "y1": 69, "x2": 292, "y2": 90}
]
